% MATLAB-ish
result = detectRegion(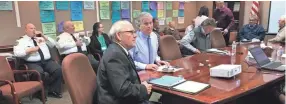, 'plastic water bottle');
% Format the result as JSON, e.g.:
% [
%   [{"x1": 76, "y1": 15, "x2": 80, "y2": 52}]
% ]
[{"x1": 231, "y1": 41, "x2": 237, "y2": 64}]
